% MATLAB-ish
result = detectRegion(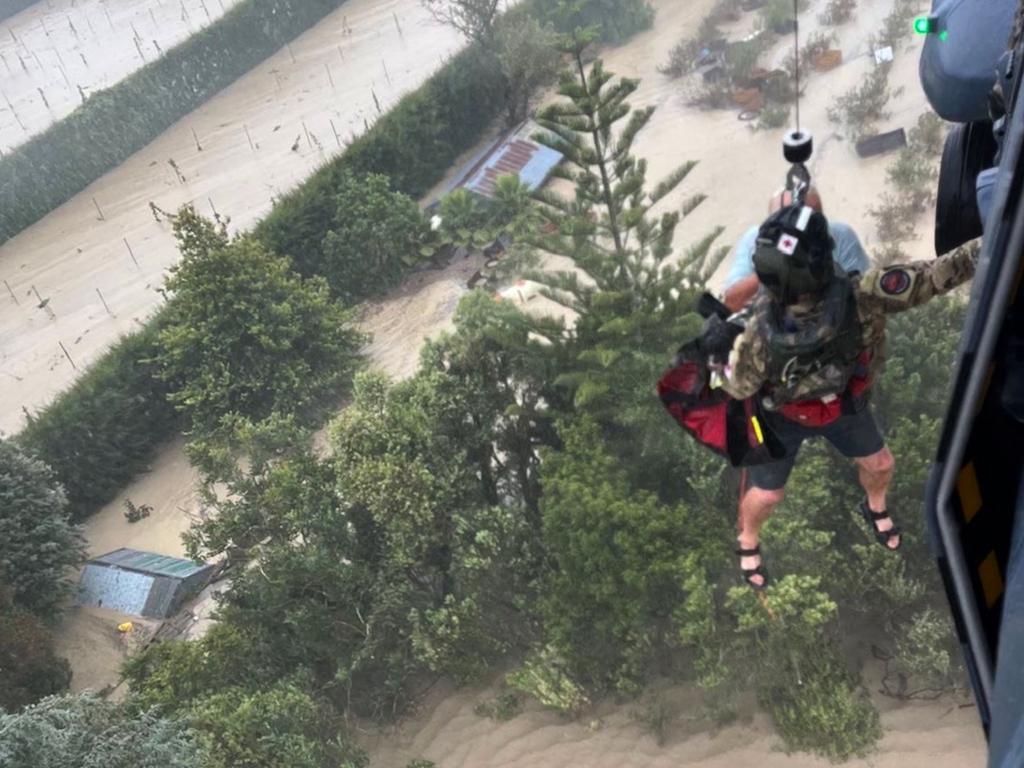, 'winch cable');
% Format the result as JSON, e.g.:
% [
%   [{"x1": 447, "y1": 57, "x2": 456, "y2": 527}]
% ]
[{"x1": 793, "y1": 0, "x2": 801, "y2": 134}]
